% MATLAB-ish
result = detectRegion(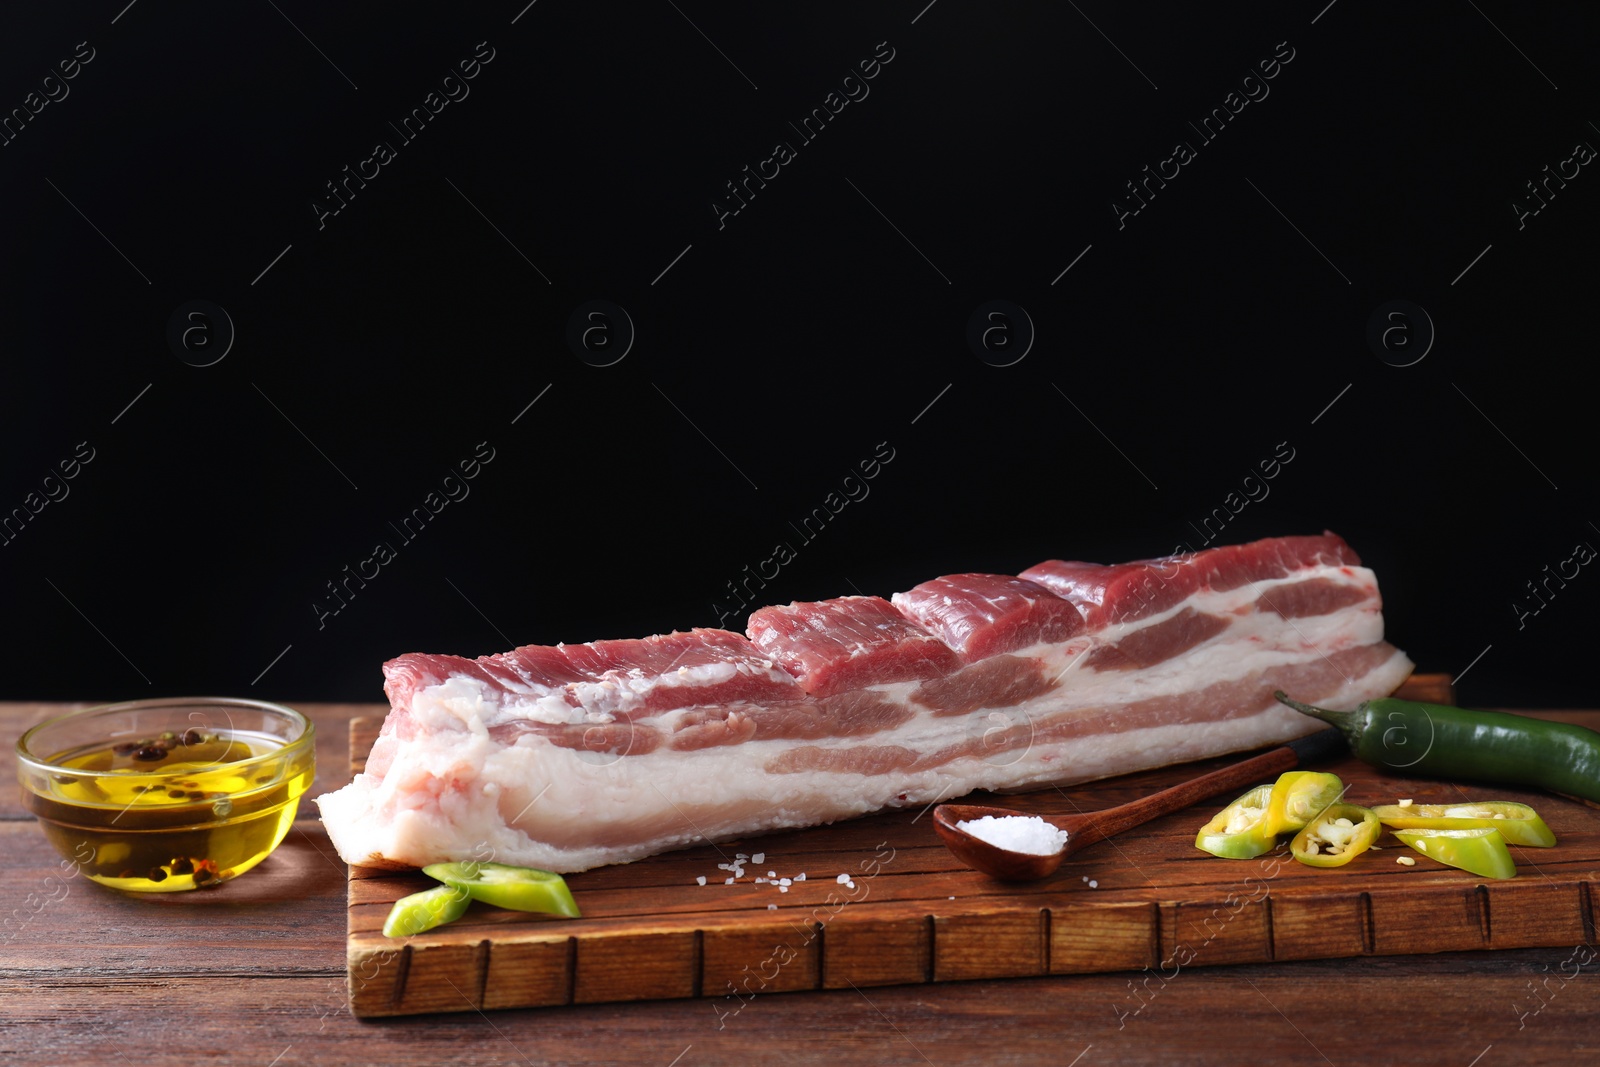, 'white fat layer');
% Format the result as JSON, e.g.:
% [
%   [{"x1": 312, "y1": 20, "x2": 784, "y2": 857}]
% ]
[
  {"x1": 480, "y1": 657, "x2": 795, "y2": 723},
  {"x1": 419, "y1": 674, "x2": 582, "y2": 727},
  {"x1": 1092, "y1": 564, "x2": 1370, "y2": 640},
  {"x1": 1009, "y1": 563, "x2": 1379, "y2": 695}
]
